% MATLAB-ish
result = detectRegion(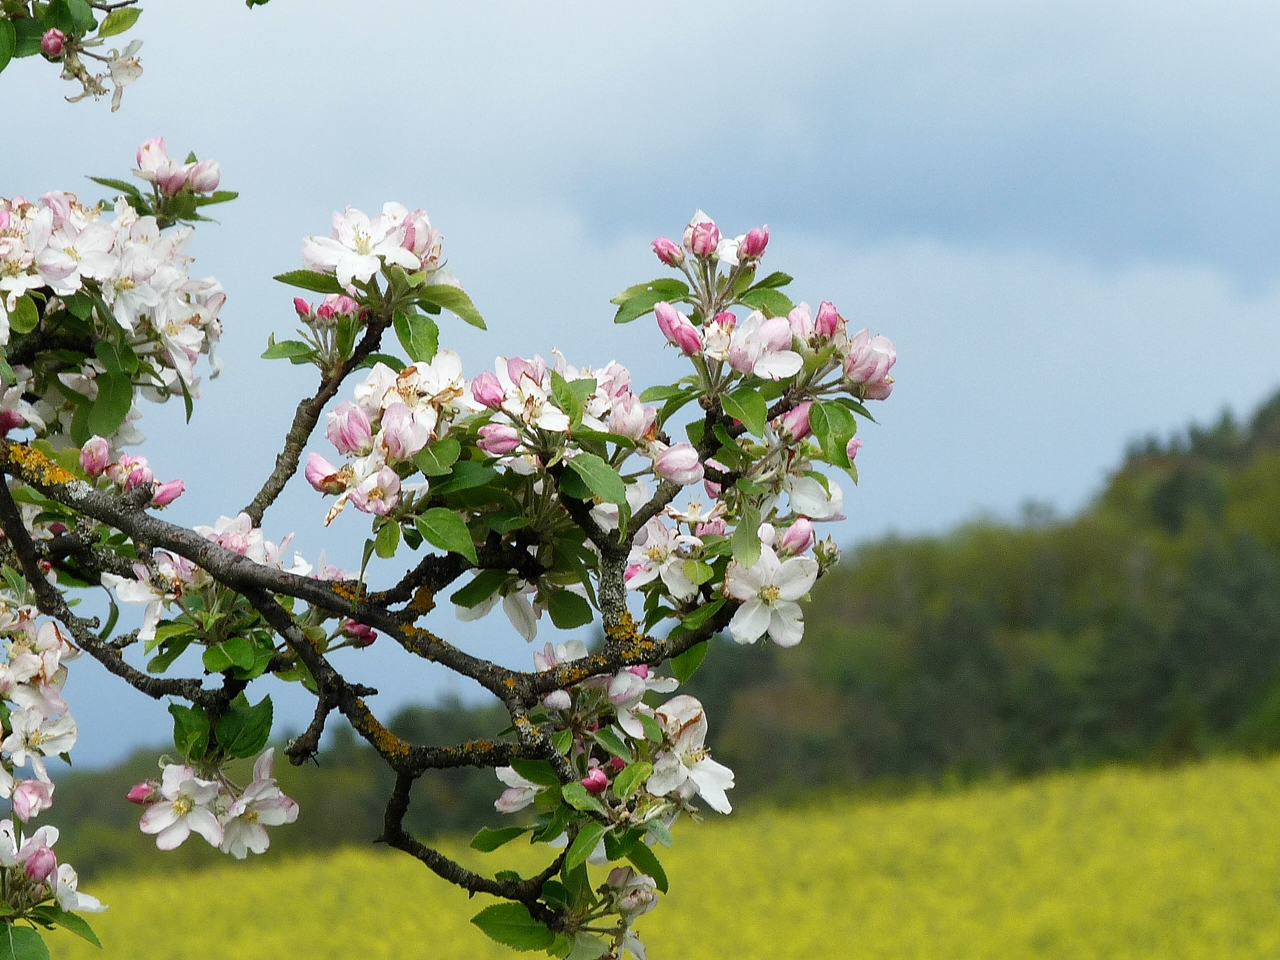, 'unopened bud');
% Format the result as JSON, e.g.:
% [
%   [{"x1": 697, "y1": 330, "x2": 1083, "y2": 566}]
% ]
[
  {"x1": 651, "y1": 236, "x2": 685, "y2": 267},
  {"x1": 187, "y1": 159, "x2": 221, "y2": 193},
  {"x1": 151, "y1": 479, "x2": 185, "y2": 507},
  {"x1": 581, "y1": 768, "x2": 609, "y2": 795},
  {"x1": 739, "y1": 225, "x2": 769, "y2": 260},
  {"x1": 41, "y1": 29, "x2": 65, "y2": 58},
  {"x1": 126, "y1": 781, "x2": 159, "y2": 805}
]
